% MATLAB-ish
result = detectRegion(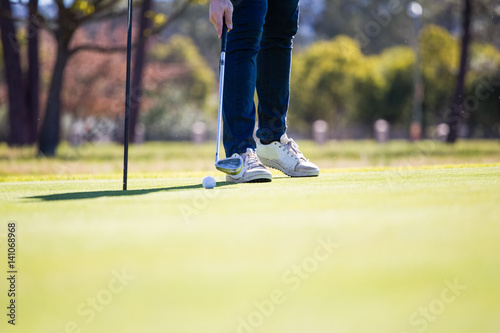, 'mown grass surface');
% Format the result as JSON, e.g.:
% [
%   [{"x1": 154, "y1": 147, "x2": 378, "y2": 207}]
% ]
[
  {"x1": 0, "y1": 161, "x2": 499, "y2": 333},
  {"x1": 1, "y1": 140, "x2": 499, "y2": 179}
]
